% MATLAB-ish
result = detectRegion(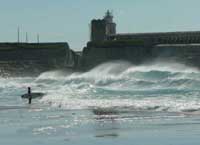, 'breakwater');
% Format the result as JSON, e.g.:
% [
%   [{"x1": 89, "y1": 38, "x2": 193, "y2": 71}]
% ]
[
  {"x1": 79, "y1": 40, "x2": 200, "y2": 70},
  {"x1": 0, "y1": 43, "x2": 79, "y2": 76},
  {"x1": 80, "y1": 11, "x2": 200, "y2": 70},
  {"x1": 1, "y1": 41, "x2": 200, "y2": 75}
]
